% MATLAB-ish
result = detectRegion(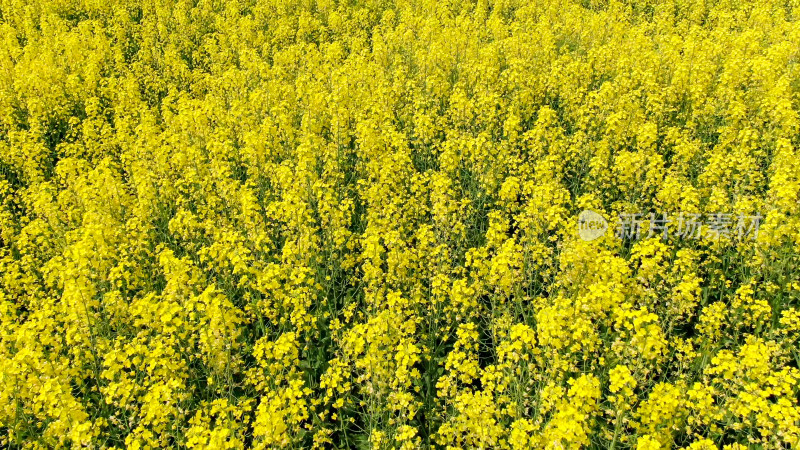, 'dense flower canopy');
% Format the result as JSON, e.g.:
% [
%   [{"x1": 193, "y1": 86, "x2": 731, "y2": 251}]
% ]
[{"x1": 1, "y1": 0, "x2": 799, "y2": 448}]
